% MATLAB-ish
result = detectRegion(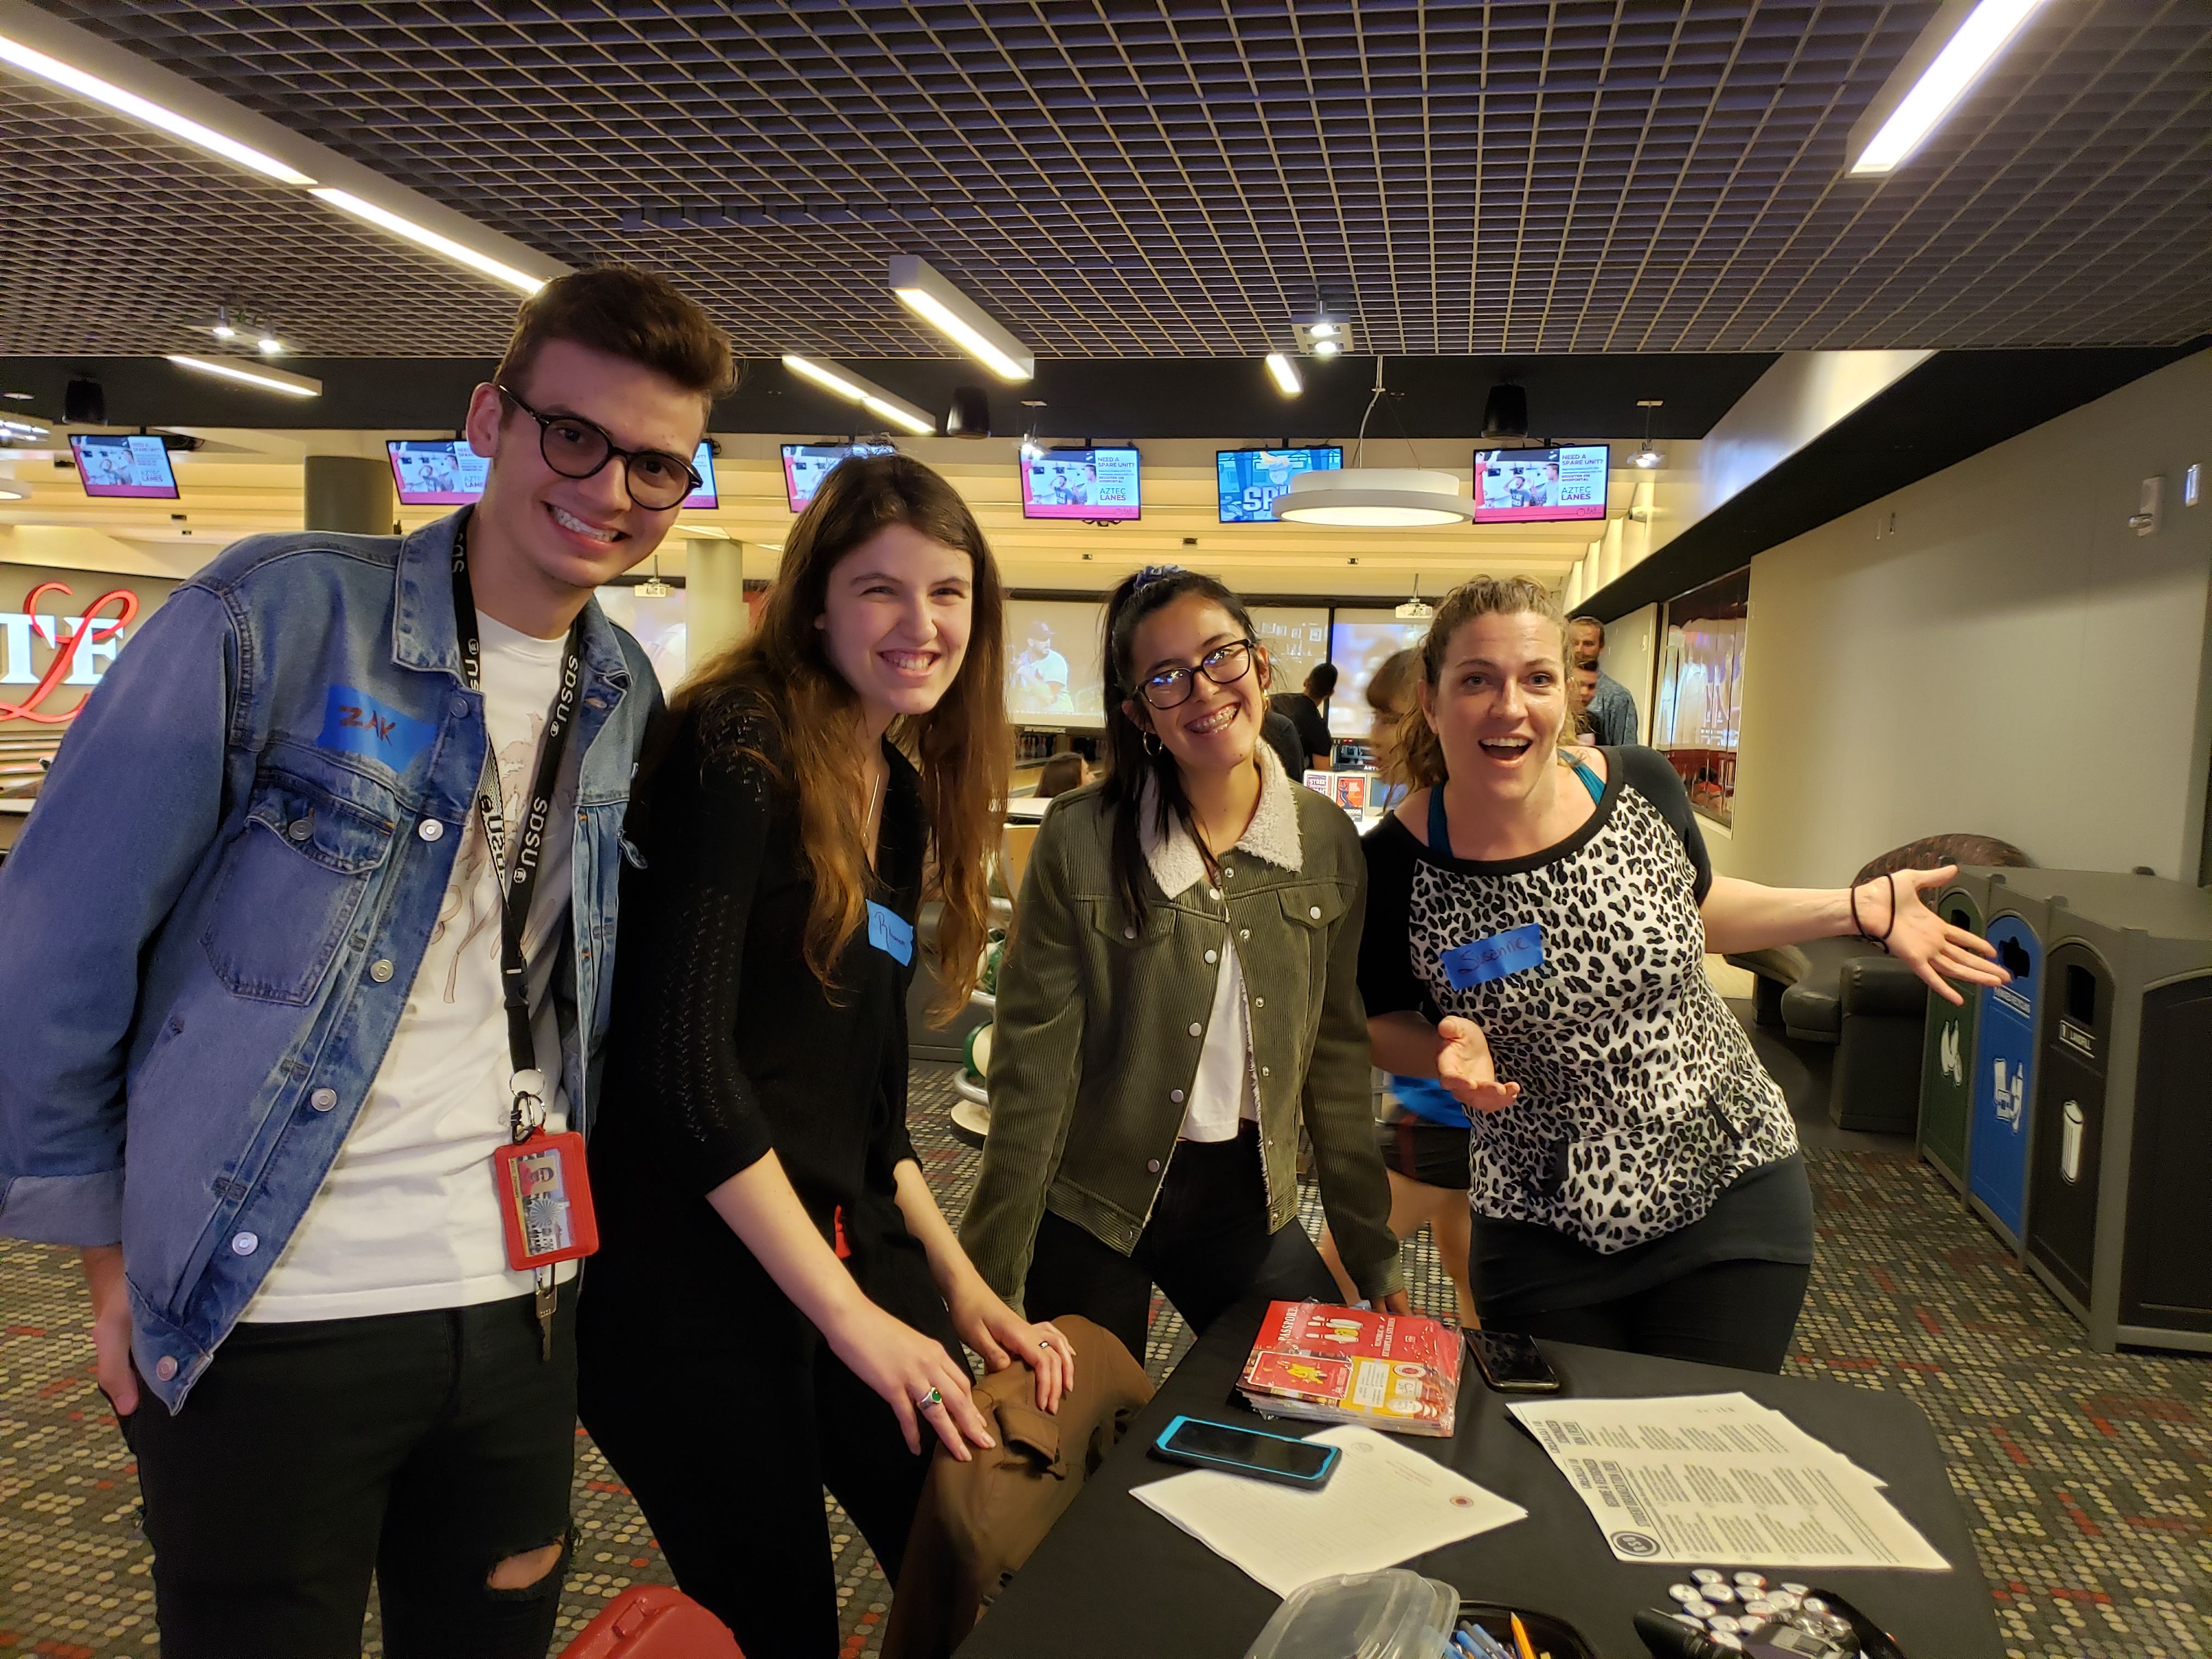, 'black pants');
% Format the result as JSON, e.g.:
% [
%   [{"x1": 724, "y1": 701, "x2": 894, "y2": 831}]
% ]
[
  {"x1": 1022, "y1": 1124, "x2": 1339, "y2": 1367},
  {"x1": 119, "y1": 1293, "x2": 577, "y2": 1659},
  {"x1": 1480, "y1": 1257, "x2": 1812, "y2": 1374},
  {"x1": 577, "y1": 1273, "x2": 950, "y2": 1659}
]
